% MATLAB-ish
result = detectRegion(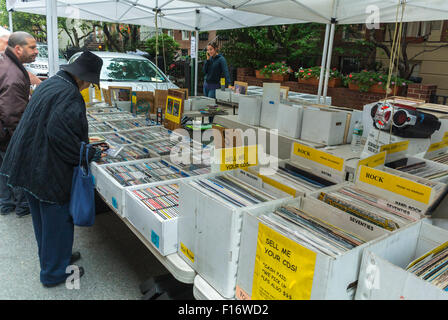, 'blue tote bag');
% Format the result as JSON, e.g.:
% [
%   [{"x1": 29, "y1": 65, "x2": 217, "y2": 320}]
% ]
[{"x1": 69, "y1": 142, "x2": 95, "y2": 226}]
